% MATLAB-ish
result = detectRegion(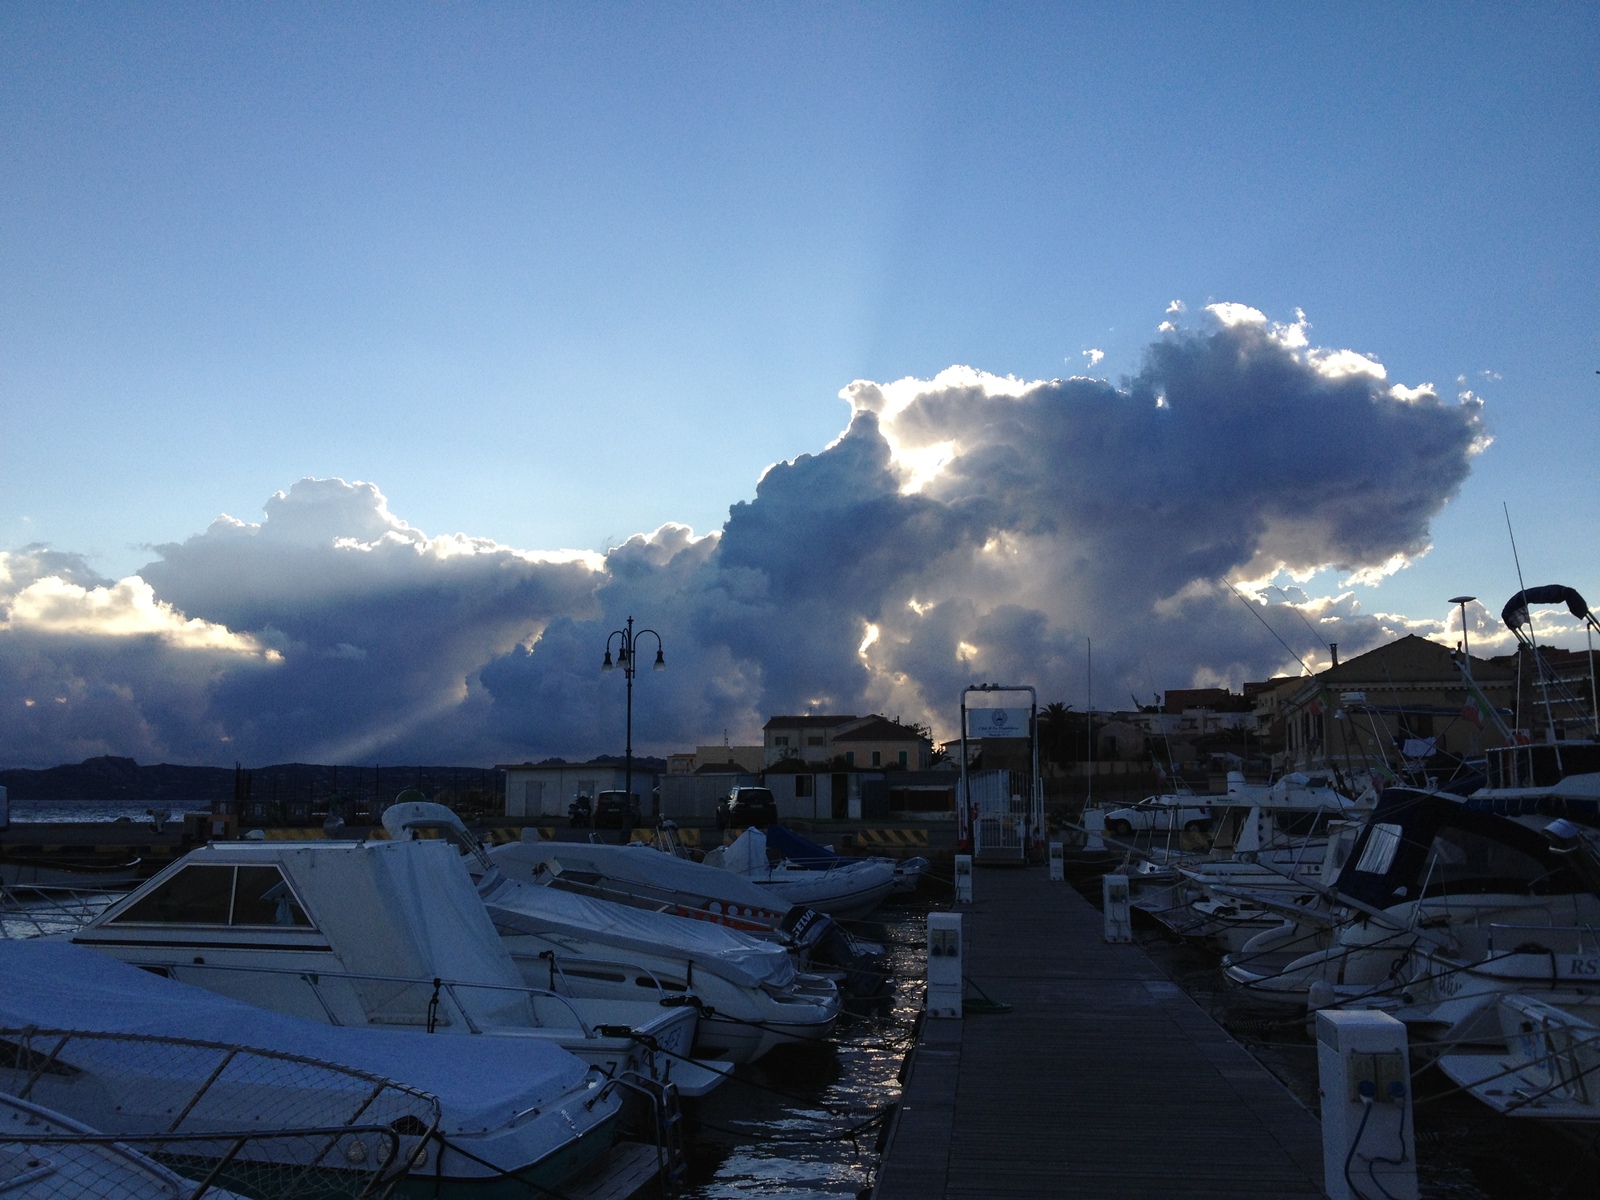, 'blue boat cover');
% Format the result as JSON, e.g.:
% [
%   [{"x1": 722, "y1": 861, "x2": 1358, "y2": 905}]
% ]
[
  {"x1": 765, "y1": 824, "x2": 844, "y2": 870},
  {"x1": 1502, "y1": 584, "x2": 1591, "y2": 632}
]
